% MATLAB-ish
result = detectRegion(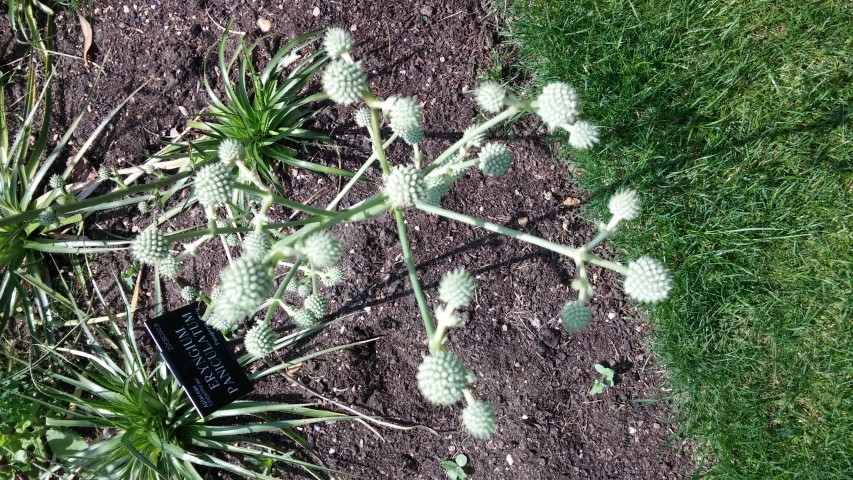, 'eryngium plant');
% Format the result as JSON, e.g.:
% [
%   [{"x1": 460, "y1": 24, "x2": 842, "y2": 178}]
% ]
[
  {"x1": 125, "y1": 28, "x2": 672, "y2": 442},
  {"x1": 20, "y1": 280, "x2": 359, "y2": 479}
]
